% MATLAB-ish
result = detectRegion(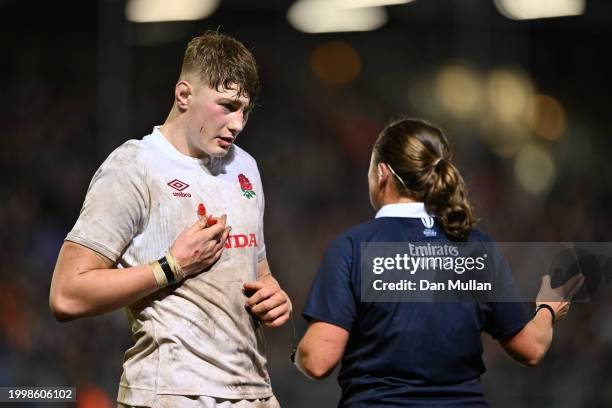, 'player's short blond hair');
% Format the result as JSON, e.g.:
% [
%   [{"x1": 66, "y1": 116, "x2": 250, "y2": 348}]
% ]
[{"x1": 180, "y1": 30, "x2": 260, "y2": 108}]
